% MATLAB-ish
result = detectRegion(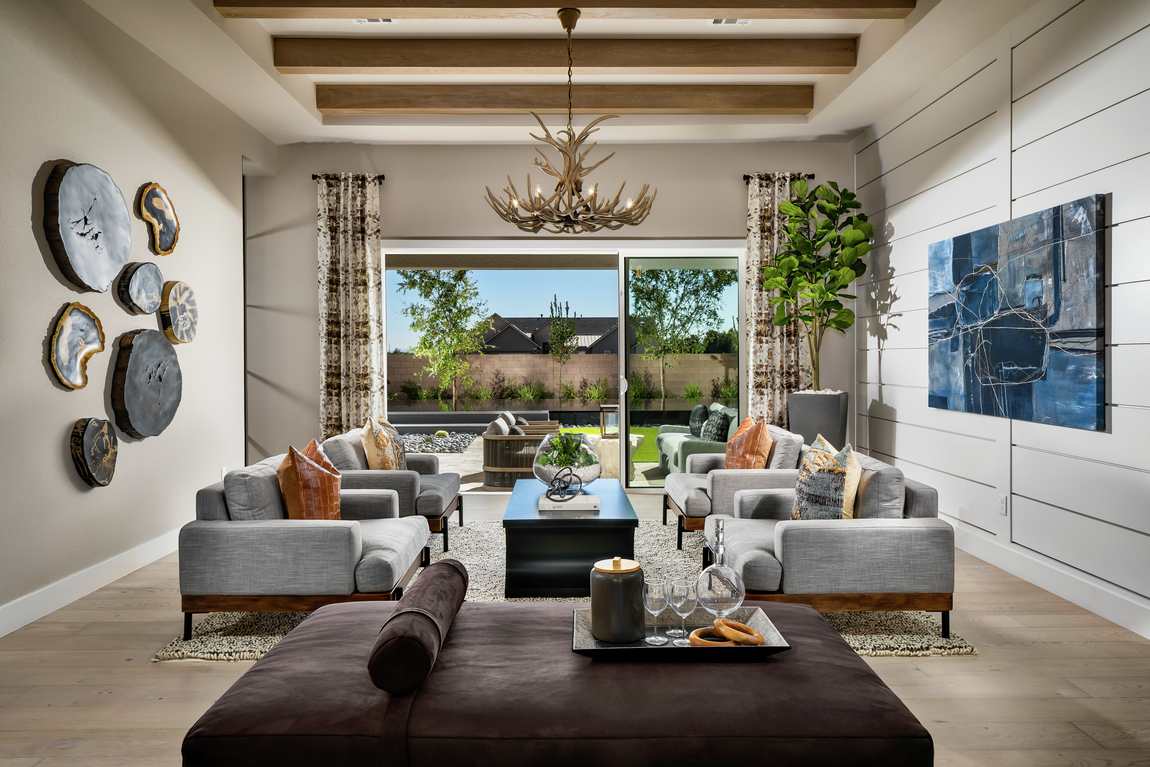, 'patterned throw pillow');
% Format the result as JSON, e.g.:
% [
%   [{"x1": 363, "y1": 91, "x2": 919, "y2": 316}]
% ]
[
  {"x1": 277, "y1": 439, "x2": 341, "y2": 520},
  {"x1": 688, "y1": 404, "x2": 708, "y2": 437},
  {"x1": 699, "y1": 410, "x2": 729, "y2": 443},
  {"x1": 725, "y1": 420, "x2": 765, "y2": 470},
  {"x1": 360, "y1": 419, "x2": 408, "y2": 471},
  {"x1": 791, "y1": 435, "x2": 863, "y2": 520}
]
